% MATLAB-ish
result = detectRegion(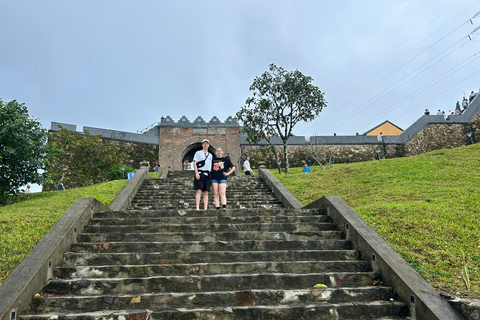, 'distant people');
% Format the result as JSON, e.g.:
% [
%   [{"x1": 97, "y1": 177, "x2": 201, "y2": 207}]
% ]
[
  {"x1": 243, "y1": 156, "x2": 253, "y2": 175},
  {"x1": 303, "y1": 163, "x2": 311, "y2": 173},
  {"x1": 183, "y1": 160, "x2": 190, "y2": 170},
  {"x1": 146, "y1": 161, "x2": 151, "y2": 172},
  {"x1": 462, "y1": 97, "x2": 469, "y2": 109},
  {"x1": 436, "y1": 110, "x2": 442, "y2": 115},
  {"x1": 424, "y1": 109, "x2": 430, "y2": 115},
  {"x1": 193, "y1": 139, "x2": 213, "y2": 210},
  {"x1": 469, "y1": 91, "x2": 477, "y2": 103},
  {"x1": 26, "y1": 184, "x2": 31, "y2": 193},
  {"x1": 211, "y1": 147, "x2": 235, "y2": 210},
  {"x1": 154, "y1": 160, "x2": 160, "y2": 172},
  {"x1": 455, "y1": 108, "x2": 462, "y2": 115},
  {"x1": 442, "y1": 111, "x2": 446, "y2": 119},
  {"x1": 379, "y1": 132, "x2": 384, "y2": 142},
  {"x1": 57, "y1": 175, "x2": 65, "y2": 191},
  {"x1": 456, "y1": 101, "x2": 461, "y2": 110}
]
